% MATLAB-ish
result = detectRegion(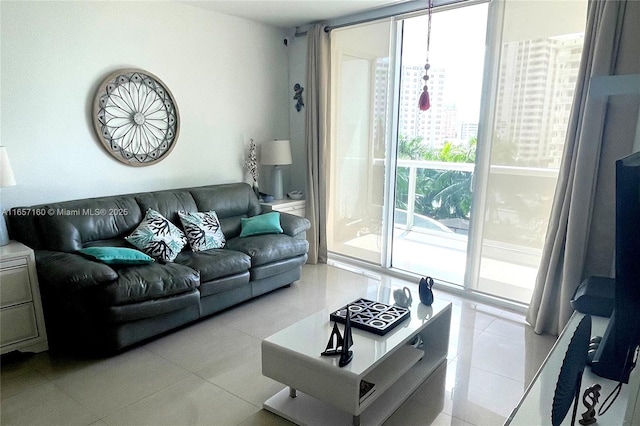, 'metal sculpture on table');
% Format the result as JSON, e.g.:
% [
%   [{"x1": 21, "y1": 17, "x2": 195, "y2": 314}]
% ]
[
  {"x1": 321, "y1": 304, "x2": 353, "y2": 367},
  {"x1": 339, "y1": 306, "x2": 354, "y2": 367},
  {"x1": 321, "y1": 322, "x2": 344, "y2": 356},
  {"x1": 578, "y1": 384, "x2": 601, "y2": 425}
]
